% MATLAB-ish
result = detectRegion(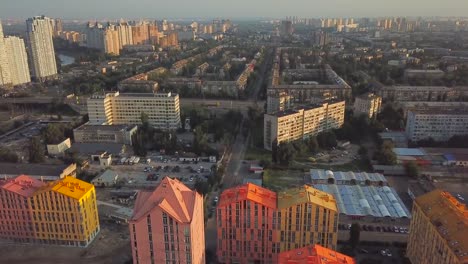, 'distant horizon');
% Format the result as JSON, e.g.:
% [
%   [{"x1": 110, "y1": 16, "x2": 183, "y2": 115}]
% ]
[{"x1": 1, "y1": 0, "x2": 468, "y2": 21}]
